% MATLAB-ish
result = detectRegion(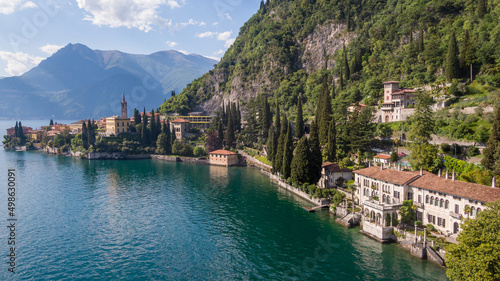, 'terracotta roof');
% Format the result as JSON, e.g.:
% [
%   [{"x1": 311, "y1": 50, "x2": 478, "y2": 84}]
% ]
[
  {"x1": 170, "y1": 118, "x2": 190, "y2": 123},
  {"x1": 391, "y1": 89, "x2": 416, "y2": 95},
  {"x1": 383, "y1": 81, "x2": 400, "y2": 84},
  {"x1": 322, "y1": 162, "x2": 352, "y2": 173},
  {"x1": 354, "y1": 166, "x2": 420, "y2": 186},
  {"x1": 410, "y1": 173, "x2": 500, "y2": 203},
  {"x1": 374, "y1": 154, "x2": 391, "y2": 160},
  {"x1": 209, "y1": 150, "x2": 237, "y2": 155}
]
